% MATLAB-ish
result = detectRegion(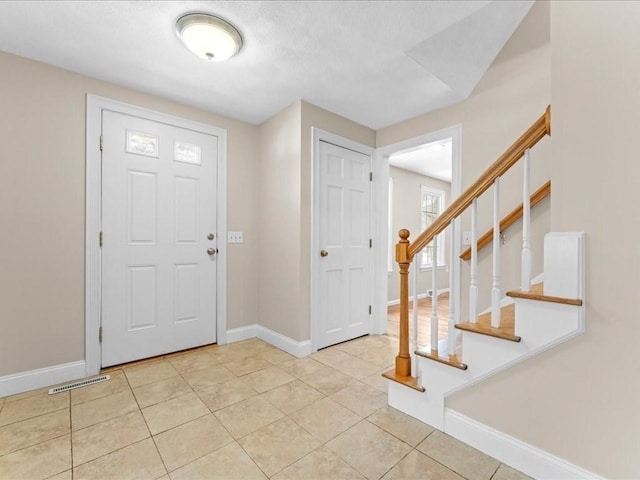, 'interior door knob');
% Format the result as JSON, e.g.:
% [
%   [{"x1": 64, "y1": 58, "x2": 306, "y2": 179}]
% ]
[
  {"x1": 207, "y1": 248, "x2": 216, "y2": 256},
  {"x1": 320, "y1": 250, "x2": 328, "y2": 257}
]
